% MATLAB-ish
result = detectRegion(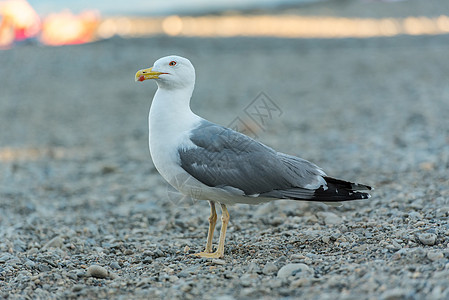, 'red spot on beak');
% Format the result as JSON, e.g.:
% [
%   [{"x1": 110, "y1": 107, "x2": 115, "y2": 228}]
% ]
[{"x1": 138, "y1": 75, "x2": 145, "y2": 82}]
